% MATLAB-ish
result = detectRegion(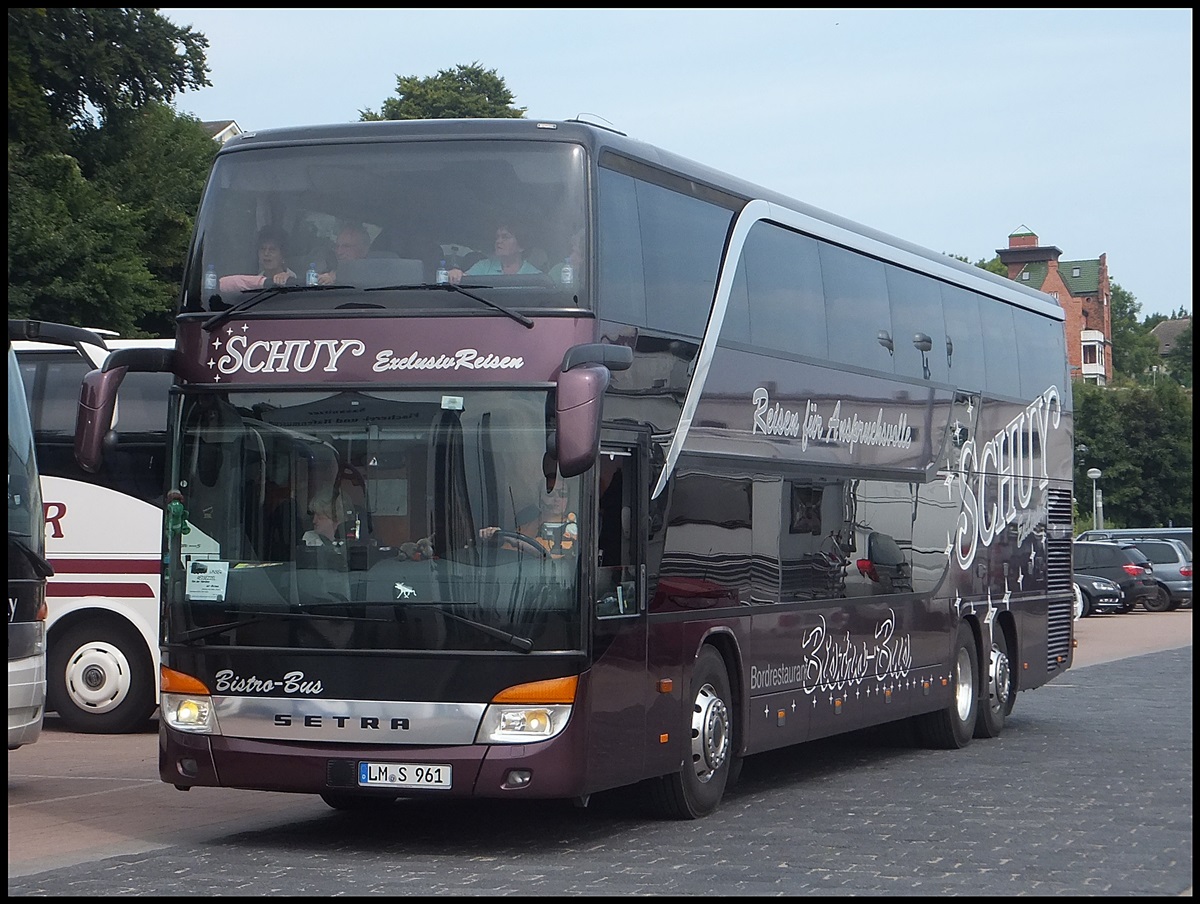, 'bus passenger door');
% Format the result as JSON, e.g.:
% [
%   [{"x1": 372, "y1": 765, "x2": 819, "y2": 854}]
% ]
[{"x1": 585, "y1": 439, "x2": 649, "y2": 792}]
